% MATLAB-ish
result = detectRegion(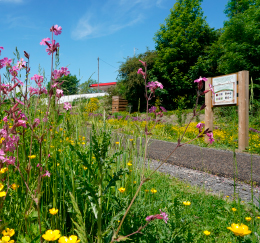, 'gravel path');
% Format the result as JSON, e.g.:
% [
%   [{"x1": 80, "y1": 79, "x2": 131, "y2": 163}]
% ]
[{"x1": 145, "y1": 139, "x2": 260, "y2": 205}]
